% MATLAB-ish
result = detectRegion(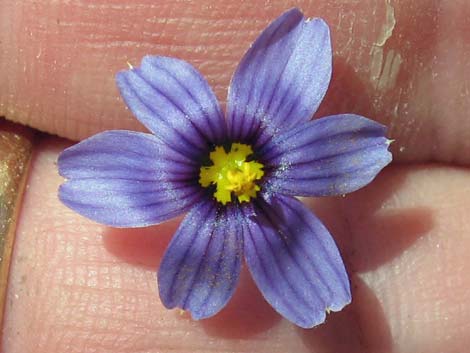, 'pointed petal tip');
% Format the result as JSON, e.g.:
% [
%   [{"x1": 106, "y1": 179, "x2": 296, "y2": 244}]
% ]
[
  {"x1": 56, "y1": 153, "x2": 67, "y2": 178},
  {"x1": 57, "y1": 142, "x2": 81, "y2": 178},
  {"x1": 116, "y1": 55, "x2": 168, "y2": 77},
  {"x1": 57, "y1": 183, "x2": 68, "y2": 207},
  {"x1": 158, "y1": 287, "x2": 220, "y2": 320},
  {"x1": 329, "y1": 298, "x2": 352, "y2": 313},
  {"x1": 283, "y1": 7, "x2": 330, "y2": 28},
  {"x1": 379, "y1": 136, "x2": 394, "y2": 165},
  {"x1": 115, "y1": 69, "x2": 125, "y2": 82},
  {"x1": 297, "y1": 312, "x2": 327, "y2": 329},
  {"x1": 115, "y1": 70, "x2": 134, "y2": 94},
  {"x1": 187, "y1": 306, "x2": 221, "y2": 321},
  {"x1": 283, "y1": 7, "x2": 303, "y2": 17},
  {"x1": 304, "y1": 16, "x2": 328, "y2": 27},
  {"x1": 293, "y1": 295, "x2": 352, "y2": 329},
  {"x1": 329, "y1": 286, "x2": 353, "y2": 311},
  {"x1": 159, "y1": 305, "x2": 219, "y2": 321},
  {"x1": 115, "y1": 65, "x2": 135, "y2": 83}
]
